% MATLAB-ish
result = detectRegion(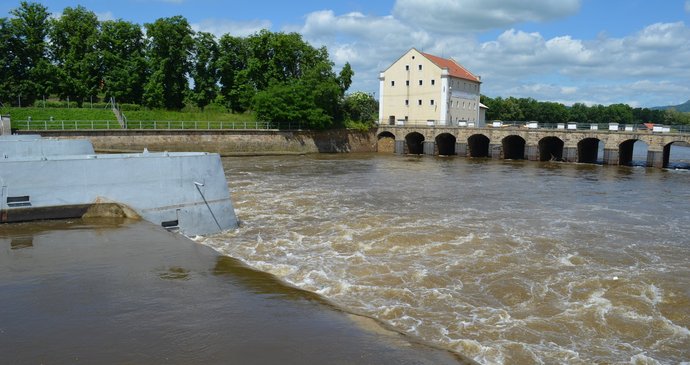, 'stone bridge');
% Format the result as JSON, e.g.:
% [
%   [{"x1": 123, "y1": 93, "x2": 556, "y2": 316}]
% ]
[{"x1": 376, "y1": 125, "x2": 690, "y2": 168}]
